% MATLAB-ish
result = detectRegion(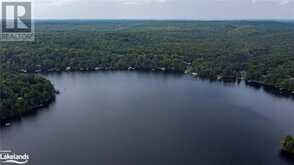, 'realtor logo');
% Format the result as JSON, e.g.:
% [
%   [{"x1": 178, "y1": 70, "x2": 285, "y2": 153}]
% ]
[
  {"x1": 0, "y1": 1, "x2": 34, "y2": 41},
  {"x1": 2, "y1": 2, "x2": 32, "y2": 32}
]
